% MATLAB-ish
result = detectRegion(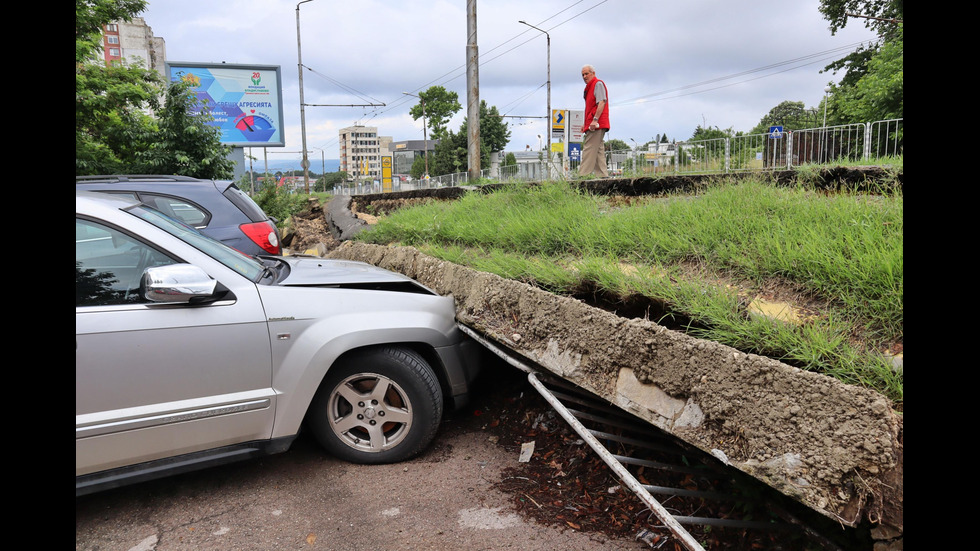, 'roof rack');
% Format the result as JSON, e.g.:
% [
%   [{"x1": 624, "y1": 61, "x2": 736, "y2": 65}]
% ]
[{"x1": 75, "y1": 175, "x2": 201, "y2": 183}]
